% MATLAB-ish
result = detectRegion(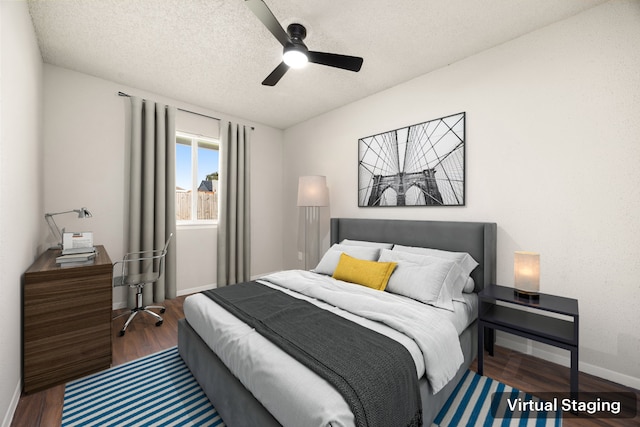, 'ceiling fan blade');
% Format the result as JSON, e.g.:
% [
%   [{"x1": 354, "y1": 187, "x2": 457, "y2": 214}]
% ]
[
  {"x1": 245, "y1": 0, "x2": 289, "y2": 47},
  {"x1": 262, "y1": 62, "x2": 290, "y2": 86},
  {"x1": 308, "y1": 51, "x2": 363, "y2": 72}
]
